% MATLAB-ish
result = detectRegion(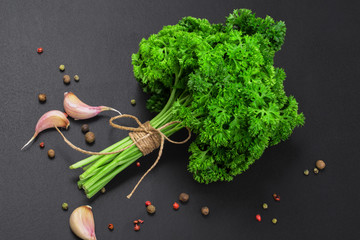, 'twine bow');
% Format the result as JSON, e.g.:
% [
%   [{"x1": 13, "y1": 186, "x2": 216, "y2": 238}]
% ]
[{"x1": 56, "y1": 114, "x2": 191, "y2": 199}]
